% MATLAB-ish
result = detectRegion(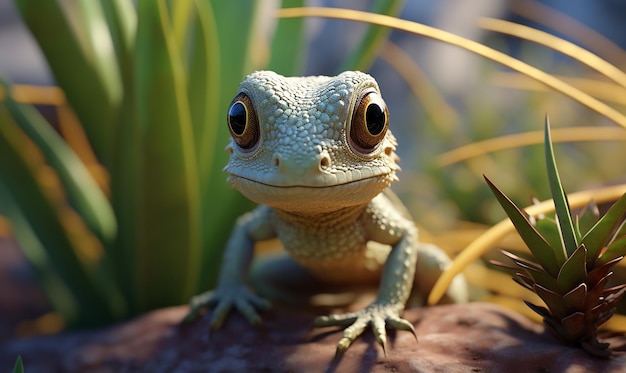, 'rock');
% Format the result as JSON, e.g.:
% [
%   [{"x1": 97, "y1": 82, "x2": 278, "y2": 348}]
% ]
[{"x1": 1, "y1": 302, "x2": 625, "y2": 372}]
